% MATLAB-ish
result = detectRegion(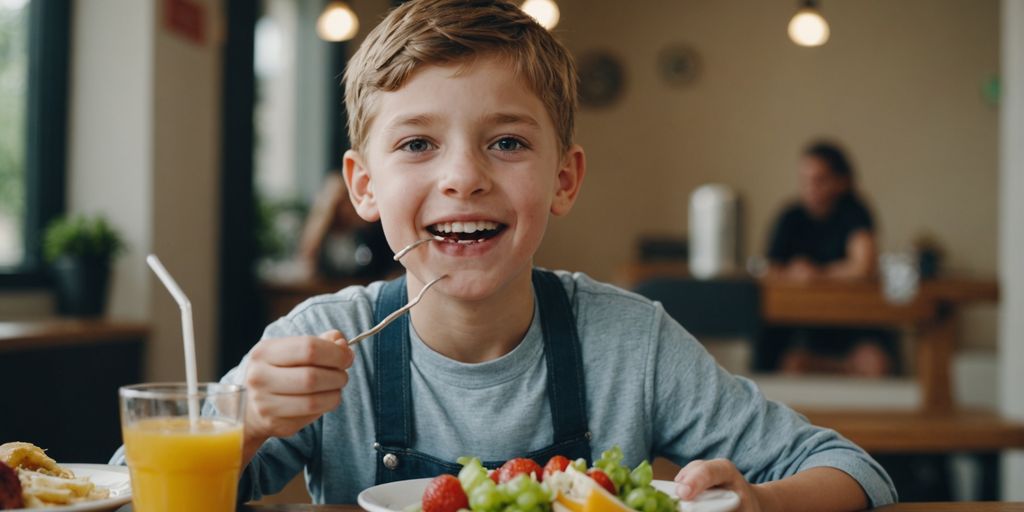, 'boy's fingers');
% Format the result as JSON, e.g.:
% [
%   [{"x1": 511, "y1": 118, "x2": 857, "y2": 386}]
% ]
[
  {"x1": 253, "y1": 389, "x2": 342, "y2": 418},
  {"x1": 250, "y1": 365, "x2": 349, "y2": 394},
  {"x1": 319, "y1": 330, "x2": 344, "y2": 343},
  {"x1": 319, "y1": 330, "x2": 356, "y2": 369},
  {"x1": 675, "y1": 459, "x2": 736, "y2": 500},
  {"x1": 256, "y1": 336, "x2": 350, "y2": 369}
]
